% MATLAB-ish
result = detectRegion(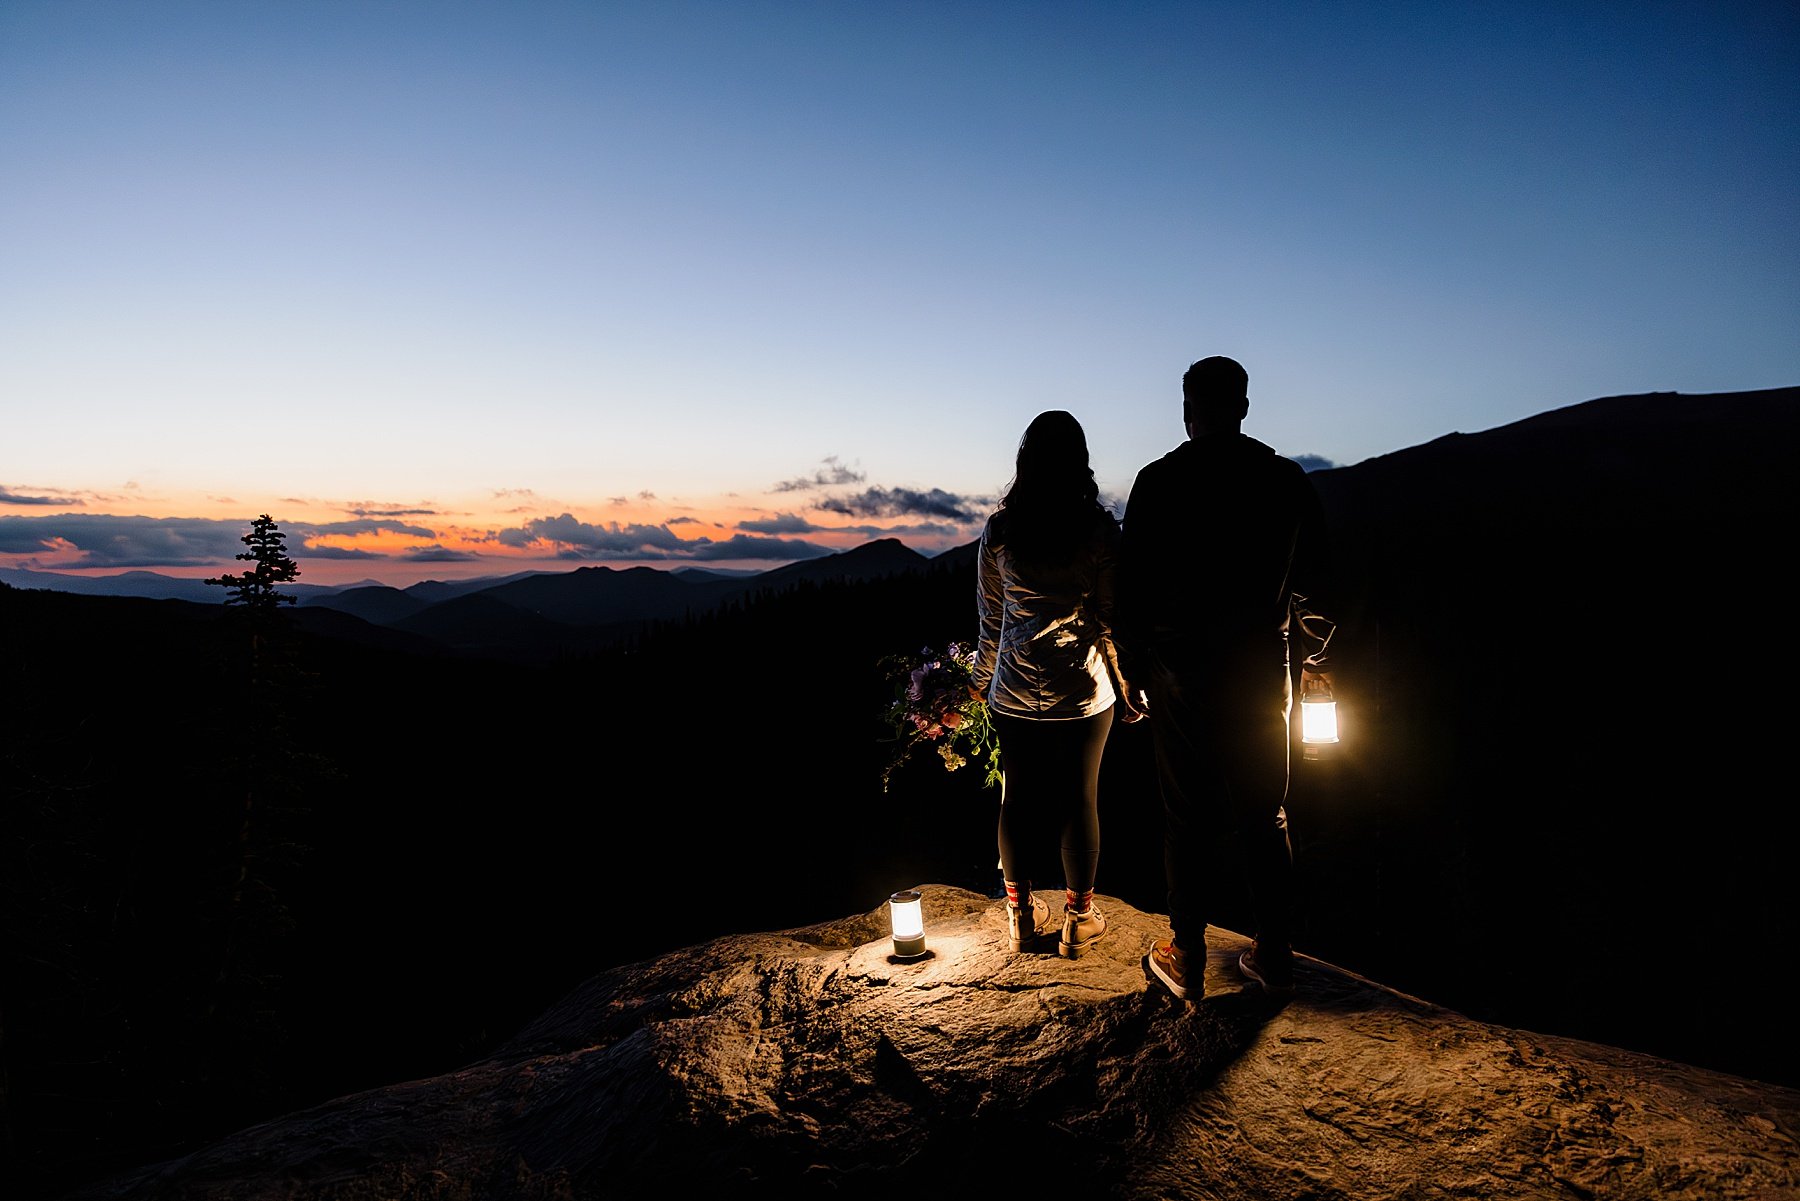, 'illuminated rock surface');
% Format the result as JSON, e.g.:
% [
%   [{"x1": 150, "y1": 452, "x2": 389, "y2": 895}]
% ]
[{"x1": 64, "y1": 885, "x2": 1800, "y2": 1200}]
